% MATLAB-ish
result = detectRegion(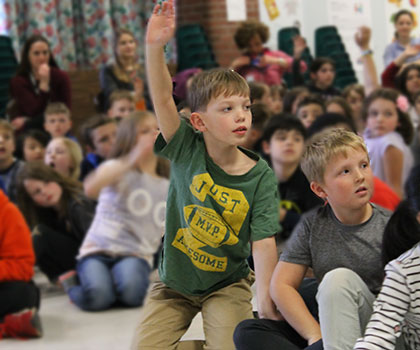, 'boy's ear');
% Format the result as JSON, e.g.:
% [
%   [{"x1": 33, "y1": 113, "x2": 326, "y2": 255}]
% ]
[
  {"x1": 416, "y1": 212, "x2": 420, "y2": 224},
  {"x1": 190, "y1": 112, "x2": 207, "y2": 132},
  {"x1": 262, "y1": 140, "x2": 270, "y2": 155},
  {"x1": 310, "y1": 181, "x2": 328, "y2": 199},
  {"x1": 85, "y1": 145, "x2": 94, "y2": 153}
]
